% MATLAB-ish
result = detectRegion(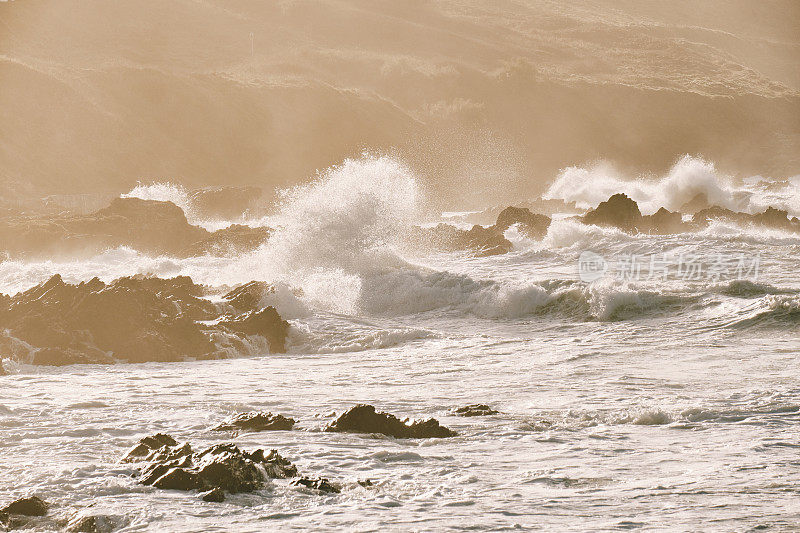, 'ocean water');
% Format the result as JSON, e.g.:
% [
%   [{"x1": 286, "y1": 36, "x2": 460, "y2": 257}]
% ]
[{"x1": 1, "y1": 156, "x2": 799, "y2": 531}]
